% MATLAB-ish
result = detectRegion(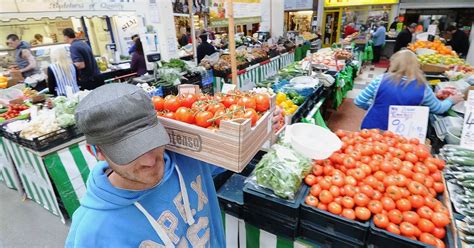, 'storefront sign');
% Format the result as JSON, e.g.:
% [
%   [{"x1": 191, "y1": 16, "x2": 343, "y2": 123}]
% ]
[
  {"x1": 388, "y1": 105, "x2": 429, "y2": 143},
  {"x1": 0, "y1": 0, "x2": 140, "y2": 13},
  {"x1": 209, "y1": 0, "x2": 261, "y2": 27},
  {"x1": 284, "y1": 0, "x2": 313, "y2": 11},
  {"x1": 324, "y1": 0, "x2": 398, "y2": 7}
]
